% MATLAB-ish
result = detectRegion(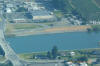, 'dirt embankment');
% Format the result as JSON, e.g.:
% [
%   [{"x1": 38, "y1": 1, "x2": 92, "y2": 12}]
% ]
[
  {"x1": 6, "y1": 25, "x2": 91, "y2": 37},
  {"x1": 44, "y1": 25, "x2": 91, "y2": 32}
]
